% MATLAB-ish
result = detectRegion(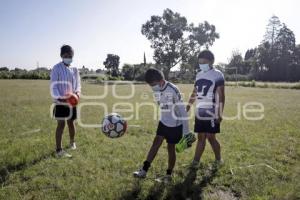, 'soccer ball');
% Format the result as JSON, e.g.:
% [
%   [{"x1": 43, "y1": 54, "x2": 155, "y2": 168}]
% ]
[{"x1": 101, "y1": 113, "x2": 127, "y2": 138}]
